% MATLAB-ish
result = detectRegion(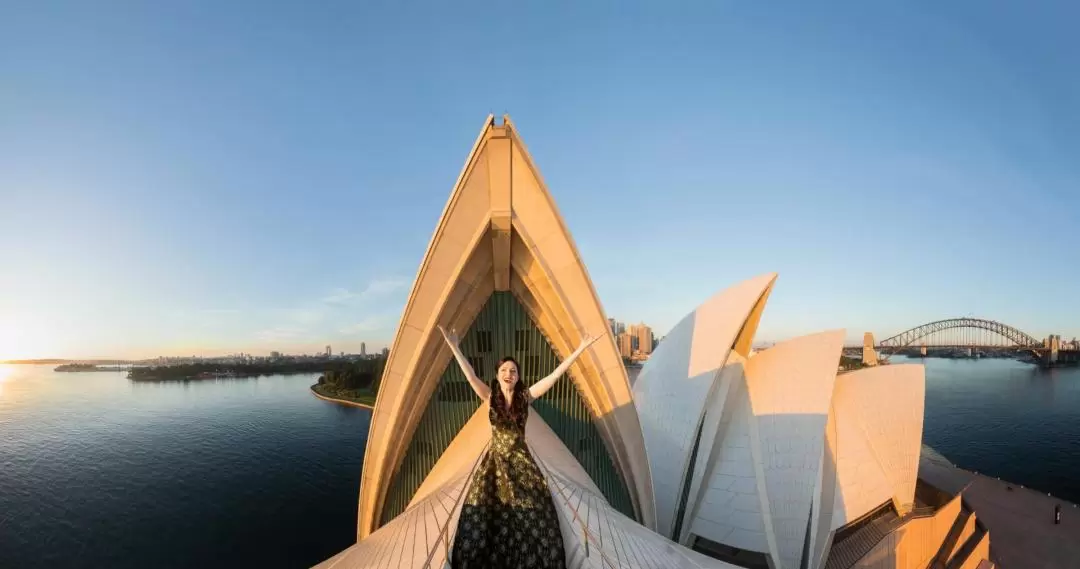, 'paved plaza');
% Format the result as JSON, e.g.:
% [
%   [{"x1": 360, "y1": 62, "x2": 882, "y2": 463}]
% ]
[{"x1": 920, "y1": 457, "x2": 1080, "y2": 569}]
